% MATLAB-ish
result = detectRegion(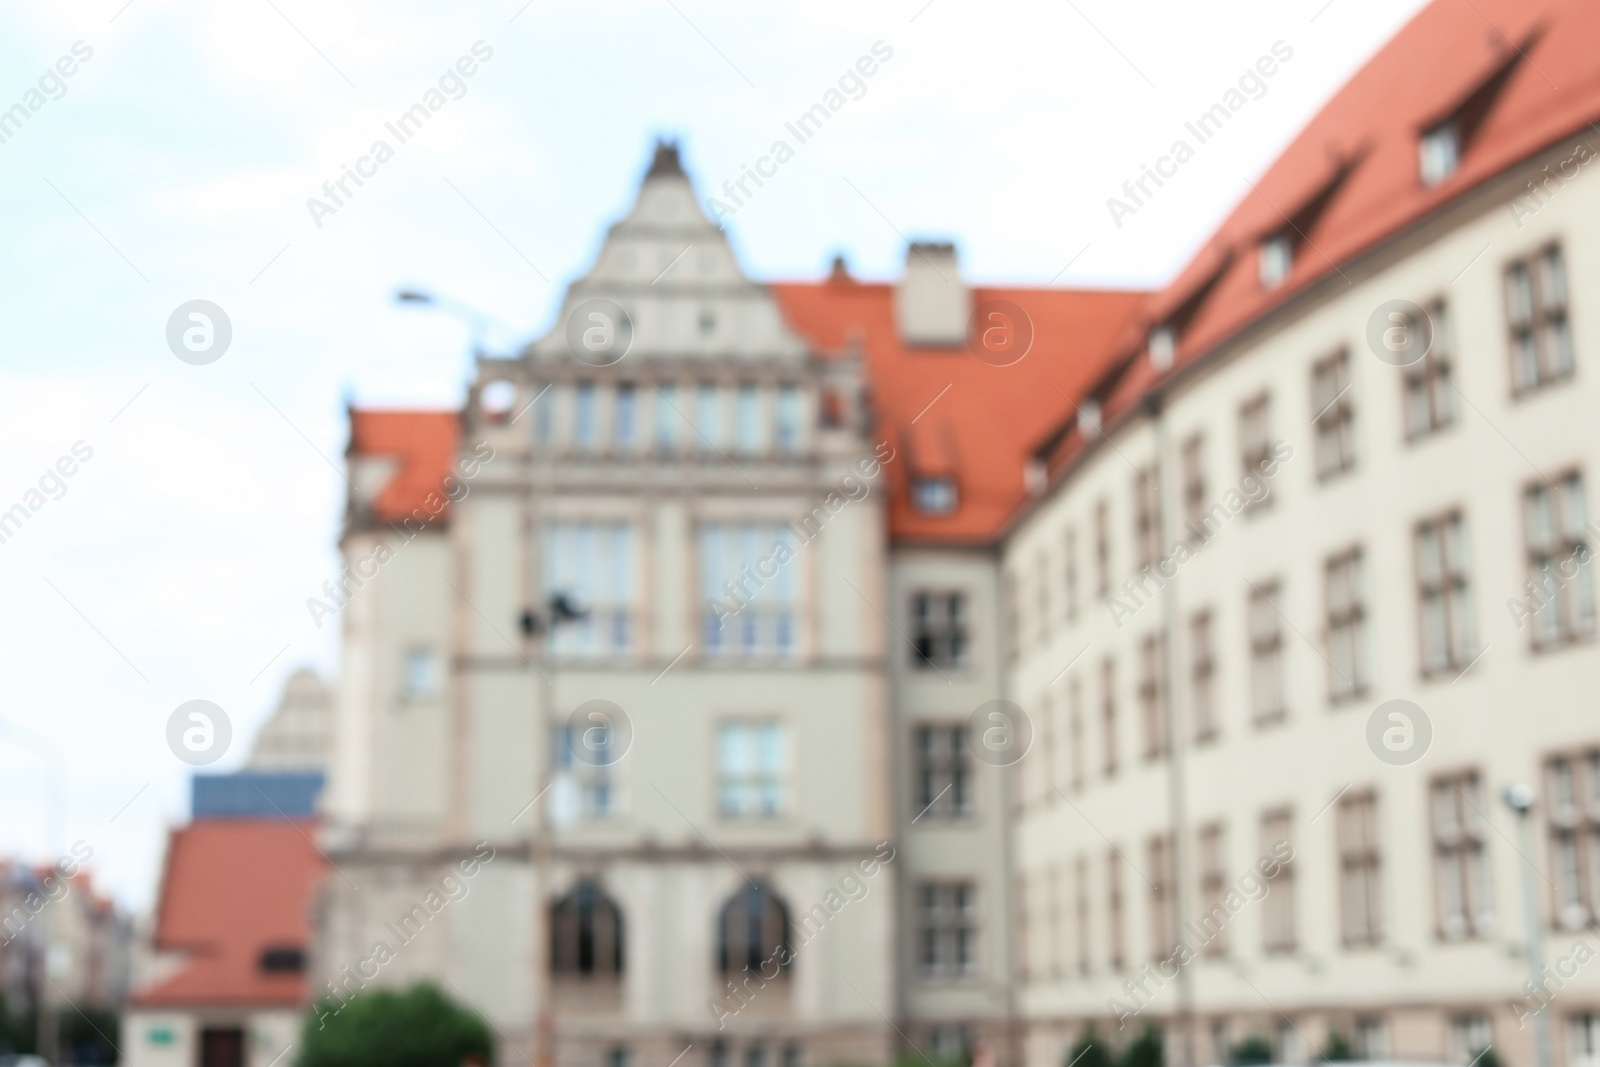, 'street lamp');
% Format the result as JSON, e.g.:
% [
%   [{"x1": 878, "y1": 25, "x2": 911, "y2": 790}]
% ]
[
  {"x1": 392, "y1": 287, "x2": 513, "y2": 357},
  {"x1": 1505, "y1": 782, "x2": 1555, "y2": 1067}
]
